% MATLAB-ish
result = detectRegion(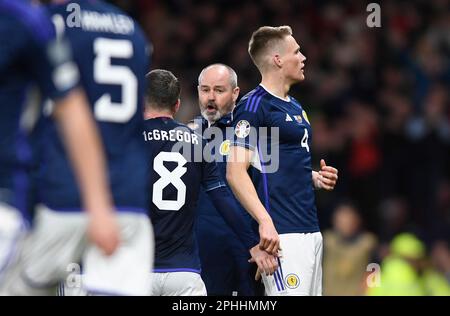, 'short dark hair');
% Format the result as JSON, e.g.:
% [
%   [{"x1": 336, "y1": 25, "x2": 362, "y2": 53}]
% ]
[
  {"x1": 248, "y1": 26, "x2": 292, "y2": 70},
  {"x1": 145, "y1": 69, "x2": 181, "y2": 110}
]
